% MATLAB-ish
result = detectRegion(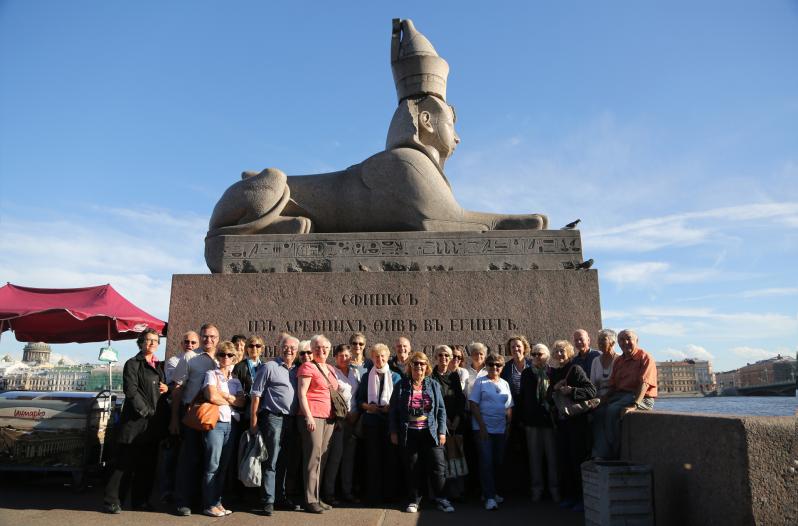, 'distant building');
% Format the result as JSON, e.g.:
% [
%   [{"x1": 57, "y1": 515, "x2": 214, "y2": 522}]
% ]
[
  {"x1": 737, "y1": 355, "x2": 797, "y2": 388},
  {"x1": 657, "y1": 359, "x2": 715, "y2": 394},
  {"x1": 1, "y1": 365, "x2": 93, "y2": 391},
  {"x1": 715, "y1": 369, "x2": 740, "y2": 392},
  {"x1": 22, "y1": 342, "x2": 51, "y2": 364}
]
